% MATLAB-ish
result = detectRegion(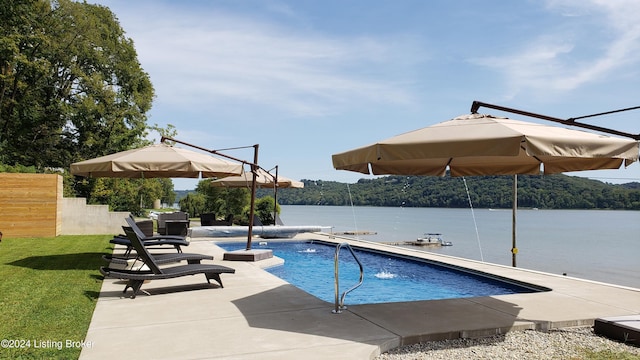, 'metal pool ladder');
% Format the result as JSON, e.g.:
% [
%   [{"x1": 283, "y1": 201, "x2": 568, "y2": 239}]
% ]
[{"x1": 332, "y1": 242, "x2": 364, "y2": 314}]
